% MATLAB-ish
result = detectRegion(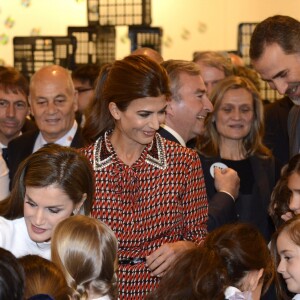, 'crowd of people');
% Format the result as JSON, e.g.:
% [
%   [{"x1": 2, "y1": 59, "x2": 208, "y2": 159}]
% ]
[{"x1": 1, "y1": 13, "x2": 300, "y2": 300}]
